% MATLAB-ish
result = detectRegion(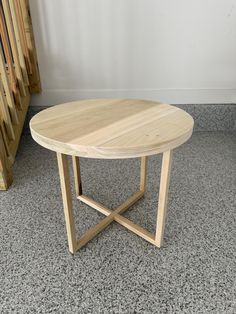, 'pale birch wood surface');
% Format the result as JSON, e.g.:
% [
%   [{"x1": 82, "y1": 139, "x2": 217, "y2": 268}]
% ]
[{"x1": 30, "y1": 99, "x2": 194, "y2": 159}]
